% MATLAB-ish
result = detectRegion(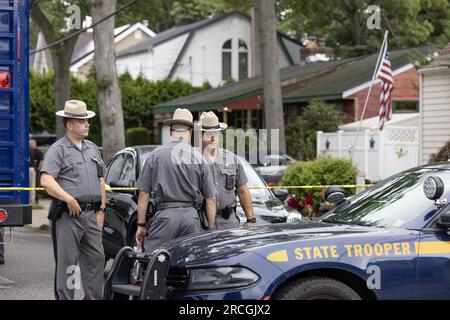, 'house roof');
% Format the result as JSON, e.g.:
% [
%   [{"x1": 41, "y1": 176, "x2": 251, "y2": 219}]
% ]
[
  {"x1": 418, "y1": 42, "x2": 450, "y2": 72},
  {"x1": 116, "y1": 11, "x2": 302, "y2": 59},
  {"x1": 284, "y1": 46, "x2": 432, "y2": 103},
  {"x1": 153, "y1": 59, "x2": 349, "y2": 114},
  {"x1": 70, "y1": 22, "x2": 156, "y2": 69},
  {"x1": 153, "y1": 45, "x2": 432, "y2": 114}
]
